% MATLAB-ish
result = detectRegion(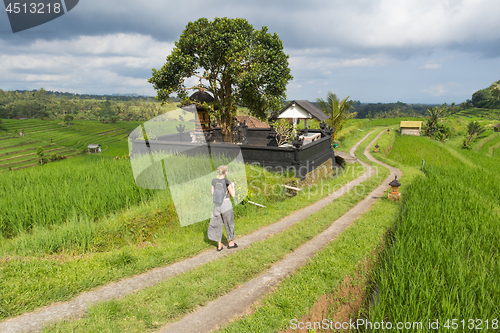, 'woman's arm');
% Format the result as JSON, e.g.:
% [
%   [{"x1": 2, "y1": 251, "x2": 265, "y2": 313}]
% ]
[
  {"x1": 228, "y1": 182, "x2": 235, "y2": 198},
  {"x1": 211, "y1": 185, "x2": 214, "y2": 196}
]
